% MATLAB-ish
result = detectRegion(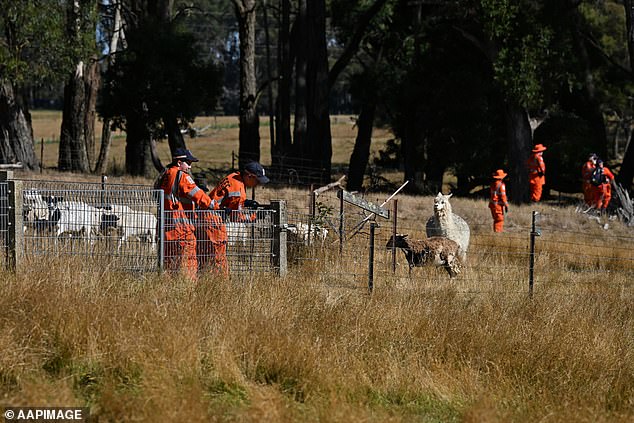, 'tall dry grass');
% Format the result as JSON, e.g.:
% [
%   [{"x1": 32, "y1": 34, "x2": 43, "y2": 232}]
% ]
[
  {"x1": 5, "y1": 125, "x2": 634, "y2": 421},
  {"x1": 1, "y1": 214, "x2": 633, "y2": 422}
]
